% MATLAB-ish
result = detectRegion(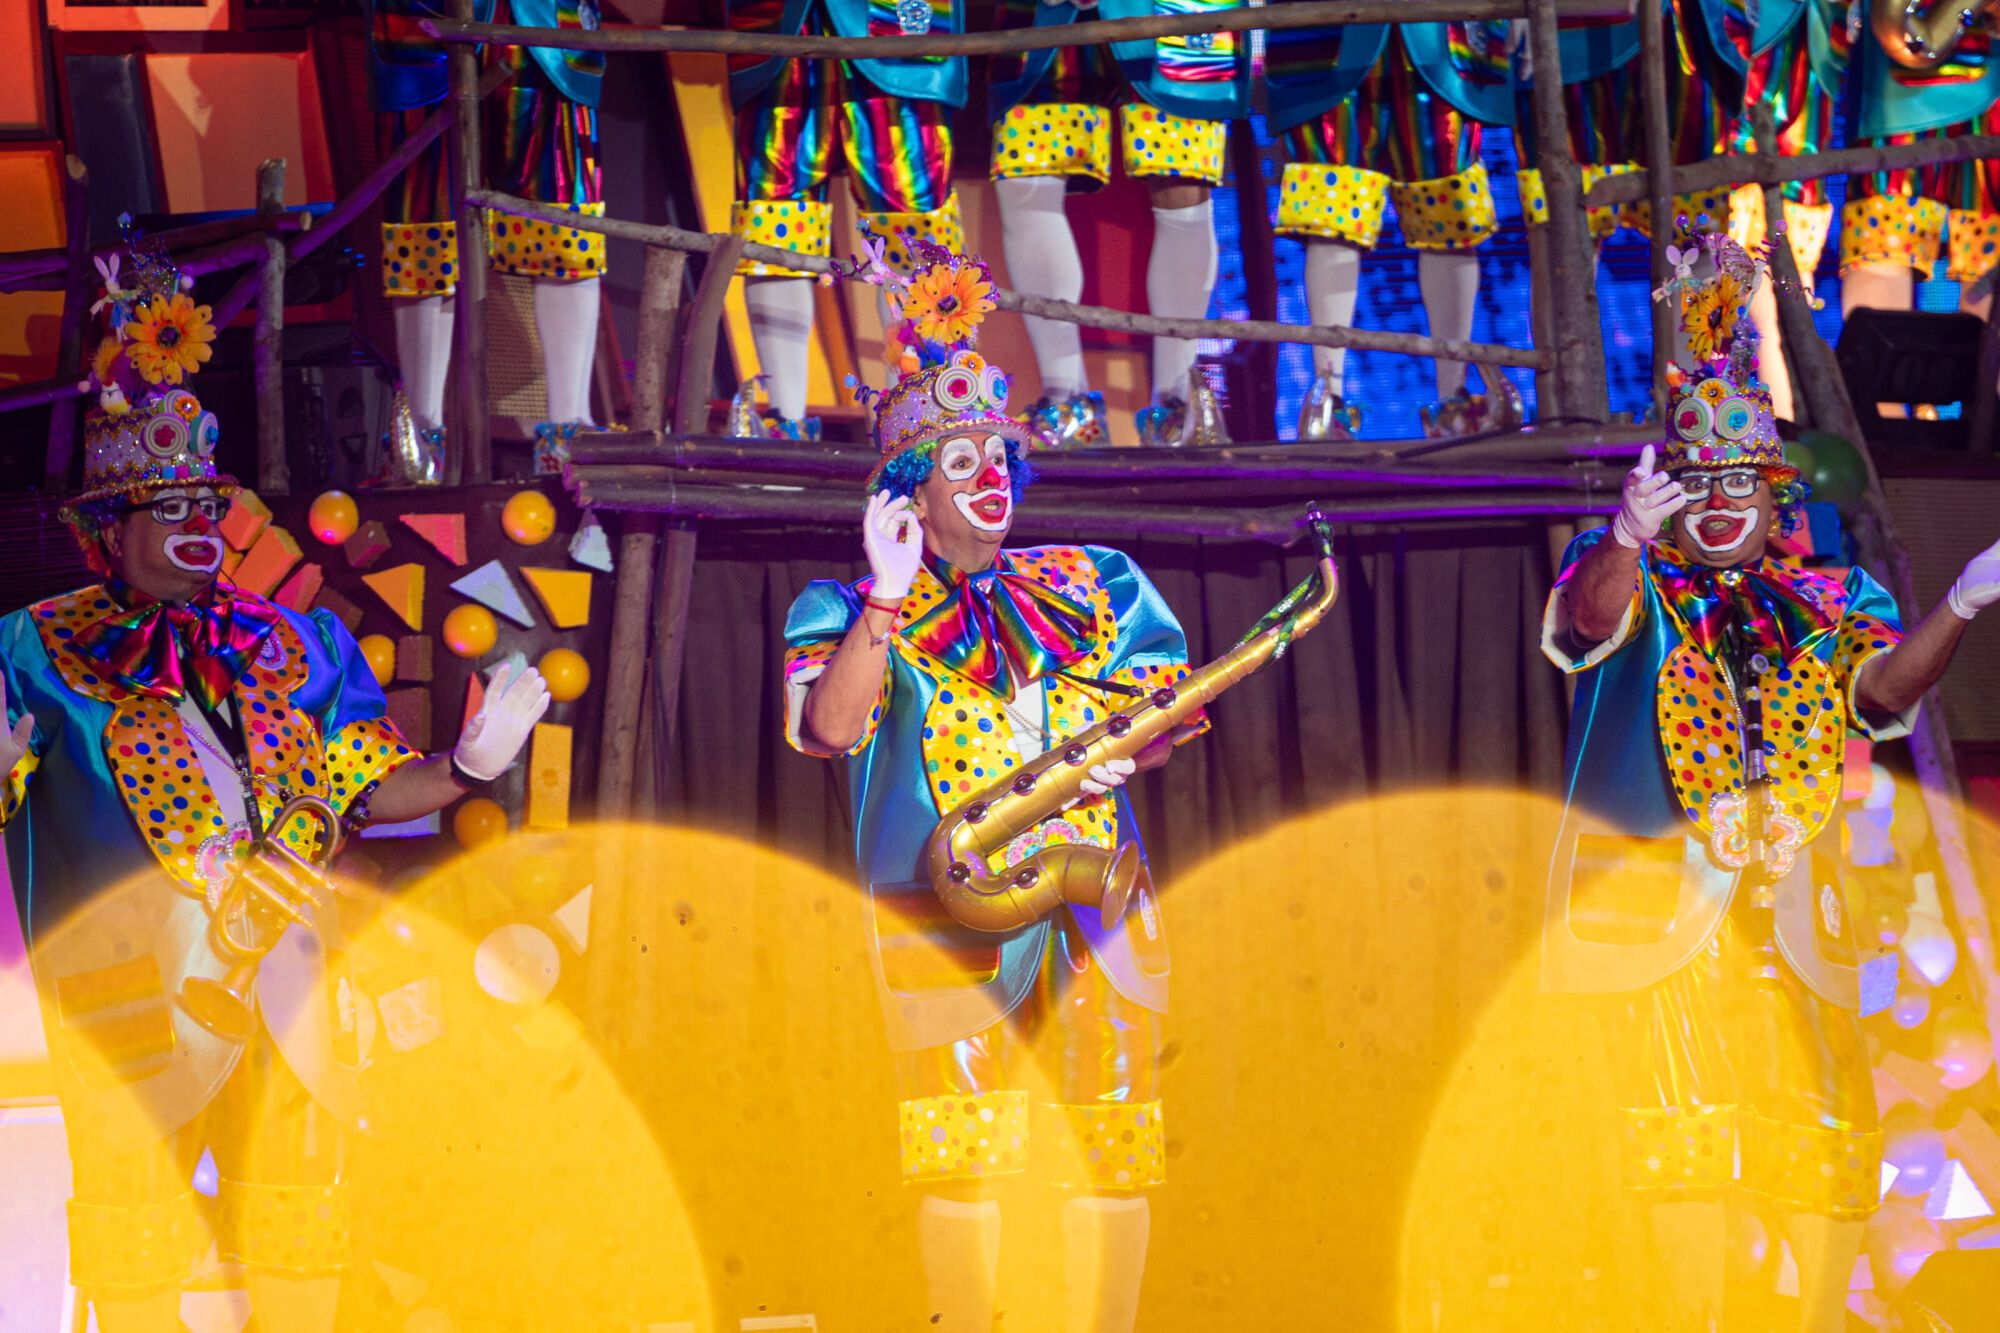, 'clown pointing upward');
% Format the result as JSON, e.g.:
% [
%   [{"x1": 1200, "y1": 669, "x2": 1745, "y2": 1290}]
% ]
[{"x1": 1541, "y1": 230, "x2": 2000, "y2": 1331}]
